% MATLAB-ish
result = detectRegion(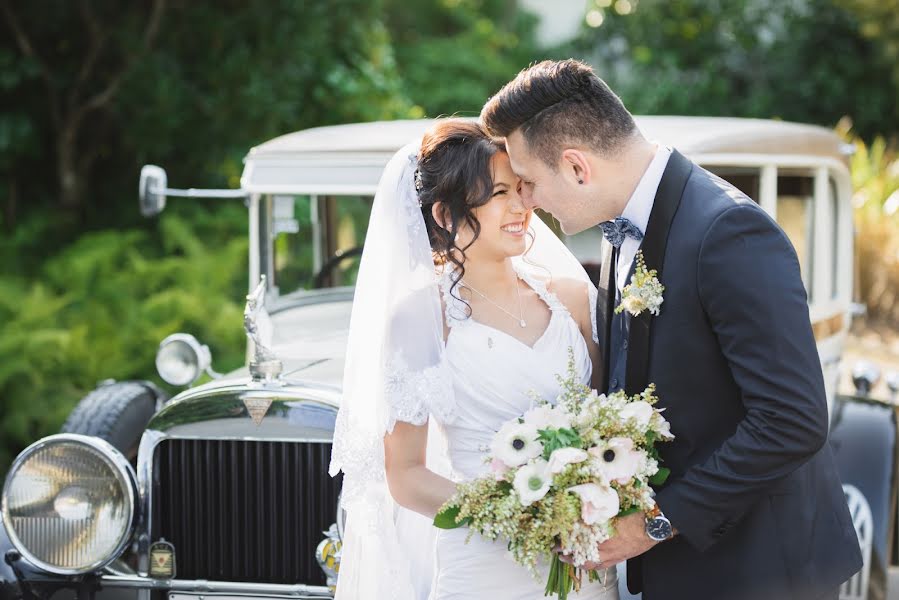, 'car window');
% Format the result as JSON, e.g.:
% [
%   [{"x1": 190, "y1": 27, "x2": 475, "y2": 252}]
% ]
[
  {"x1": 776, "y1": 175, "x2": 815, "y2": 301},
  {"x1": 271, "y1": 195, "x2": 373, "y2": 293},
  {"x1": 711, "y1": 168, "x2": 760, "y2": 201}
]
